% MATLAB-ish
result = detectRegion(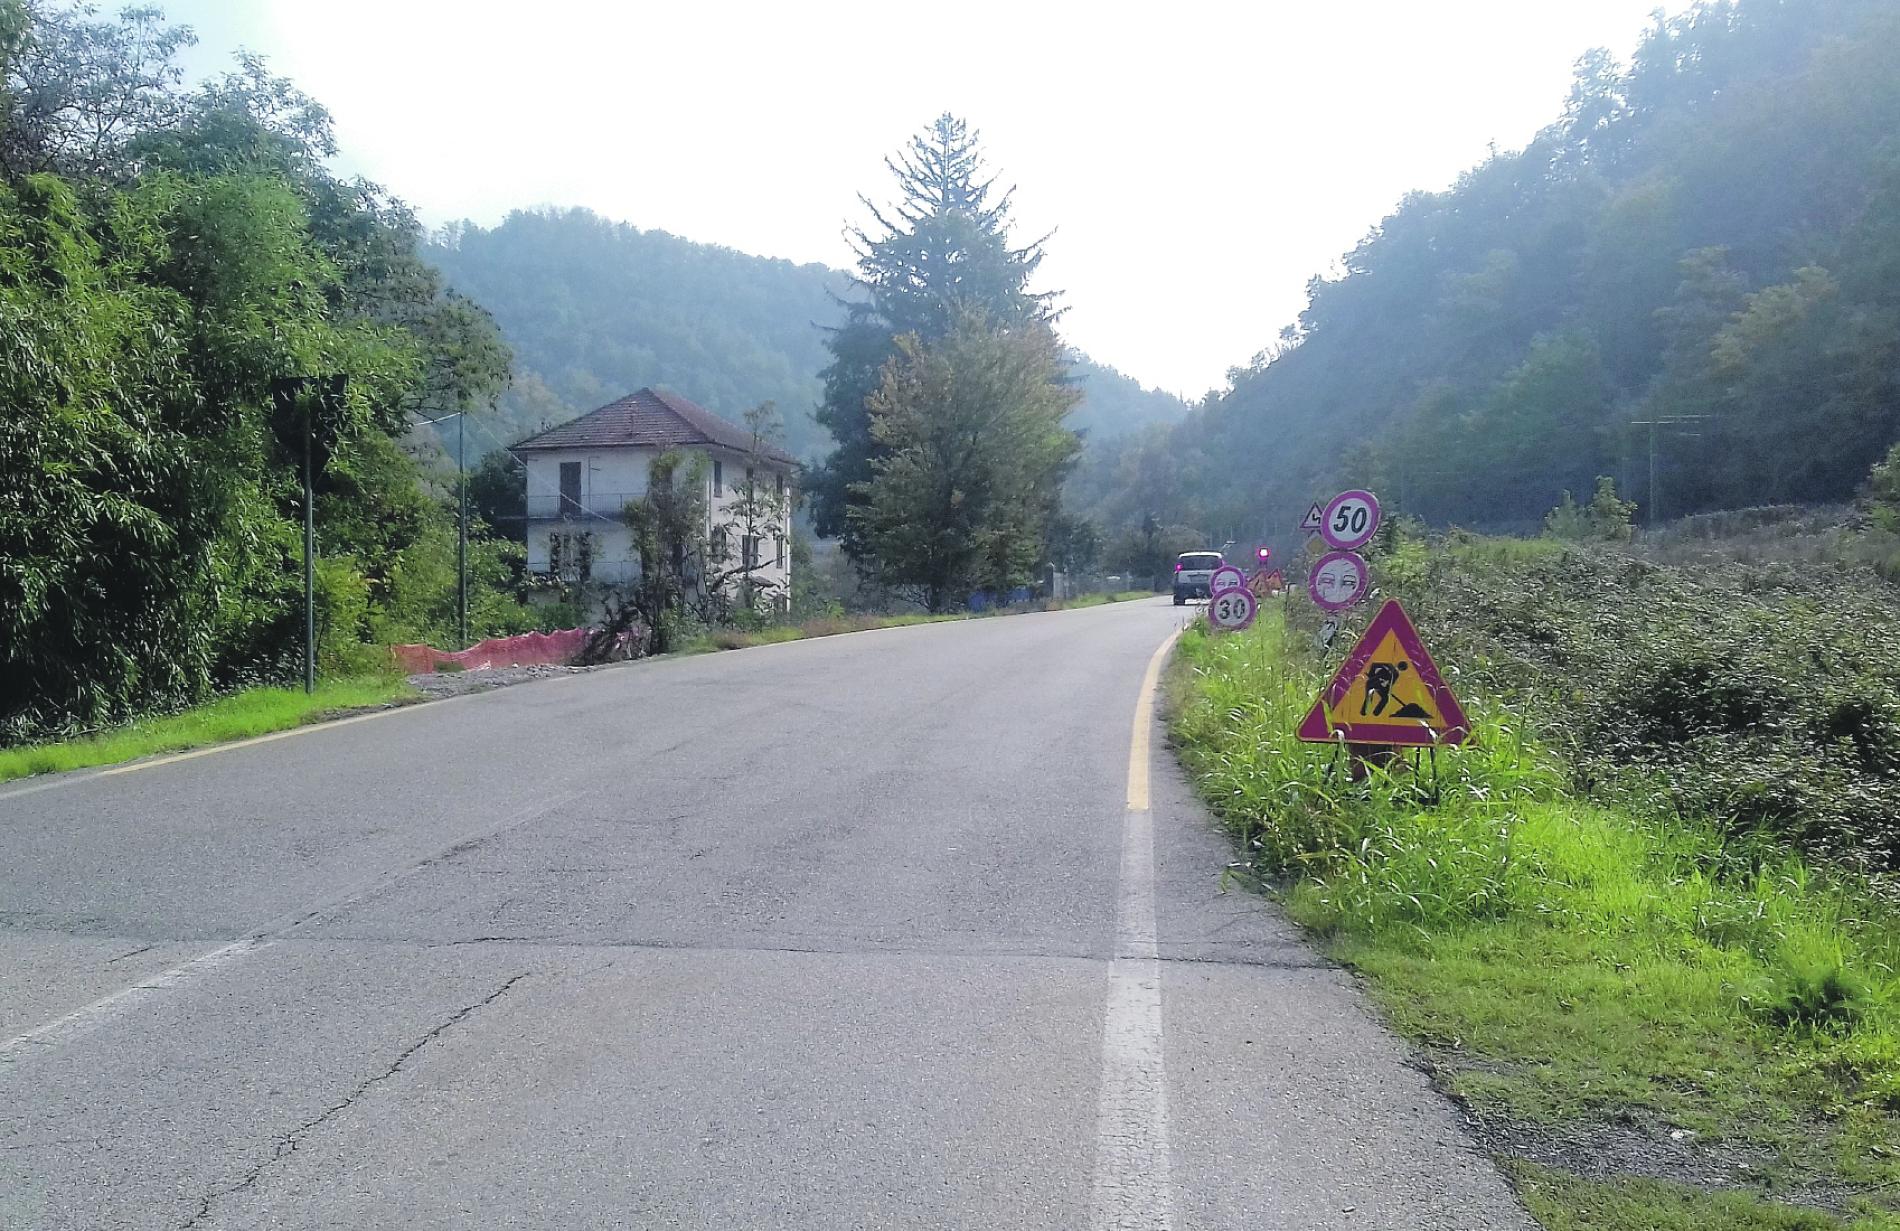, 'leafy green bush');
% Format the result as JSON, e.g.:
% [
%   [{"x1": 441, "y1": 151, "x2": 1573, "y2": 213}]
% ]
[
  {"x1": 1363, "y1": 540, "x2": 1900, "y2": 867},
  {"x1": 1172, "y1": 602, "x2": 1900, "y2": 1198},
  {"x1": 1545, "y1": 476, "x2": 1637, "y2": 543}
]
